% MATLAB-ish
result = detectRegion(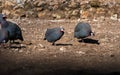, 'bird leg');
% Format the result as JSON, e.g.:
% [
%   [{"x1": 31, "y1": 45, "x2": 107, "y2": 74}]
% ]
[
  {"x1": 9, "y1": 40, "x2": 14, "y2": 48},
  {"x1": 12, "y1": 40, "x2": 15, "y2": 43},
  {"x1": 81, "y1": 39, "x2": 84, "y2": 42},
  {"x1": 52, "y1": 42, "x2": 55, "y2": 45},
  {"x1": 9, "y1": 43, "x2": 12, "y2": 48},
  {"x1": 10, "y1": 40, "x2": 15, "y2": 44},
  {"x1": 10, "y1": 40, "x2": 12, "y2": 44}
]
